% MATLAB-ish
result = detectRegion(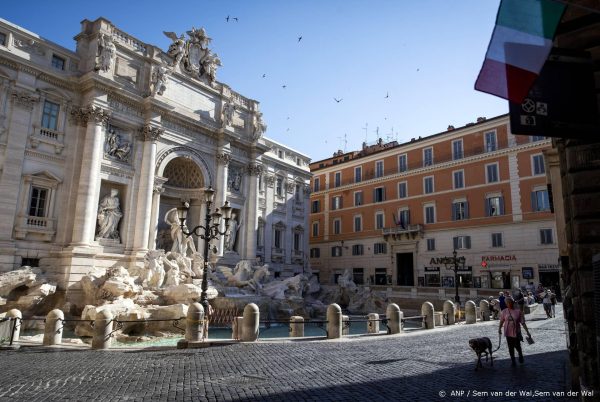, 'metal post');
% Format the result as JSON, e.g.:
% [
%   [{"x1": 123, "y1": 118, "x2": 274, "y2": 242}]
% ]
[{"x1": 201, "y1": 200, "x2": 212, "y2": 318}]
